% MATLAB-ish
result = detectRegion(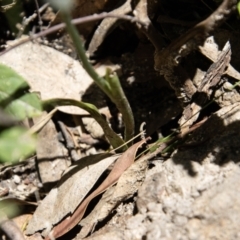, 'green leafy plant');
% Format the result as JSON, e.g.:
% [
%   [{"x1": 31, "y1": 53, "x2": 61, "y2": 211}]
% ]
[{"x1": 0, "y1": 64, "x2": 42, "y2": 163}]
